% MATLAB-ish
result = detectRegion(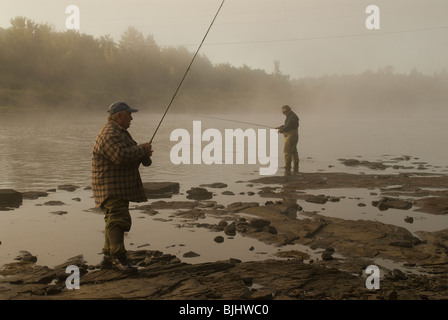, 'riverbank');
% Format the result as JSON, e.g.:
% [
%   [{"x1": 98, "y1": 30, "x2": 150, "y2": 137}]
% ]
[{"x1": 1, "y1": 161, "x2": 448, "y2": 300}]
